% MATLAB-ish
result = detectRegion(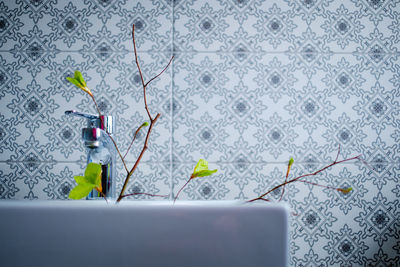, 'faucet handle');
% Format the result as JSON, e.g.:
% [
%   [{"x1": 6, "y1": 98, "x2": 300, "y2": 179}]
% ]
[
  {"x1": 65, "y1": 110, "x2": 98, "y2": 120},
  {"x1": 65, "y1": 110, "x2": 114, "y2": 134}
]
